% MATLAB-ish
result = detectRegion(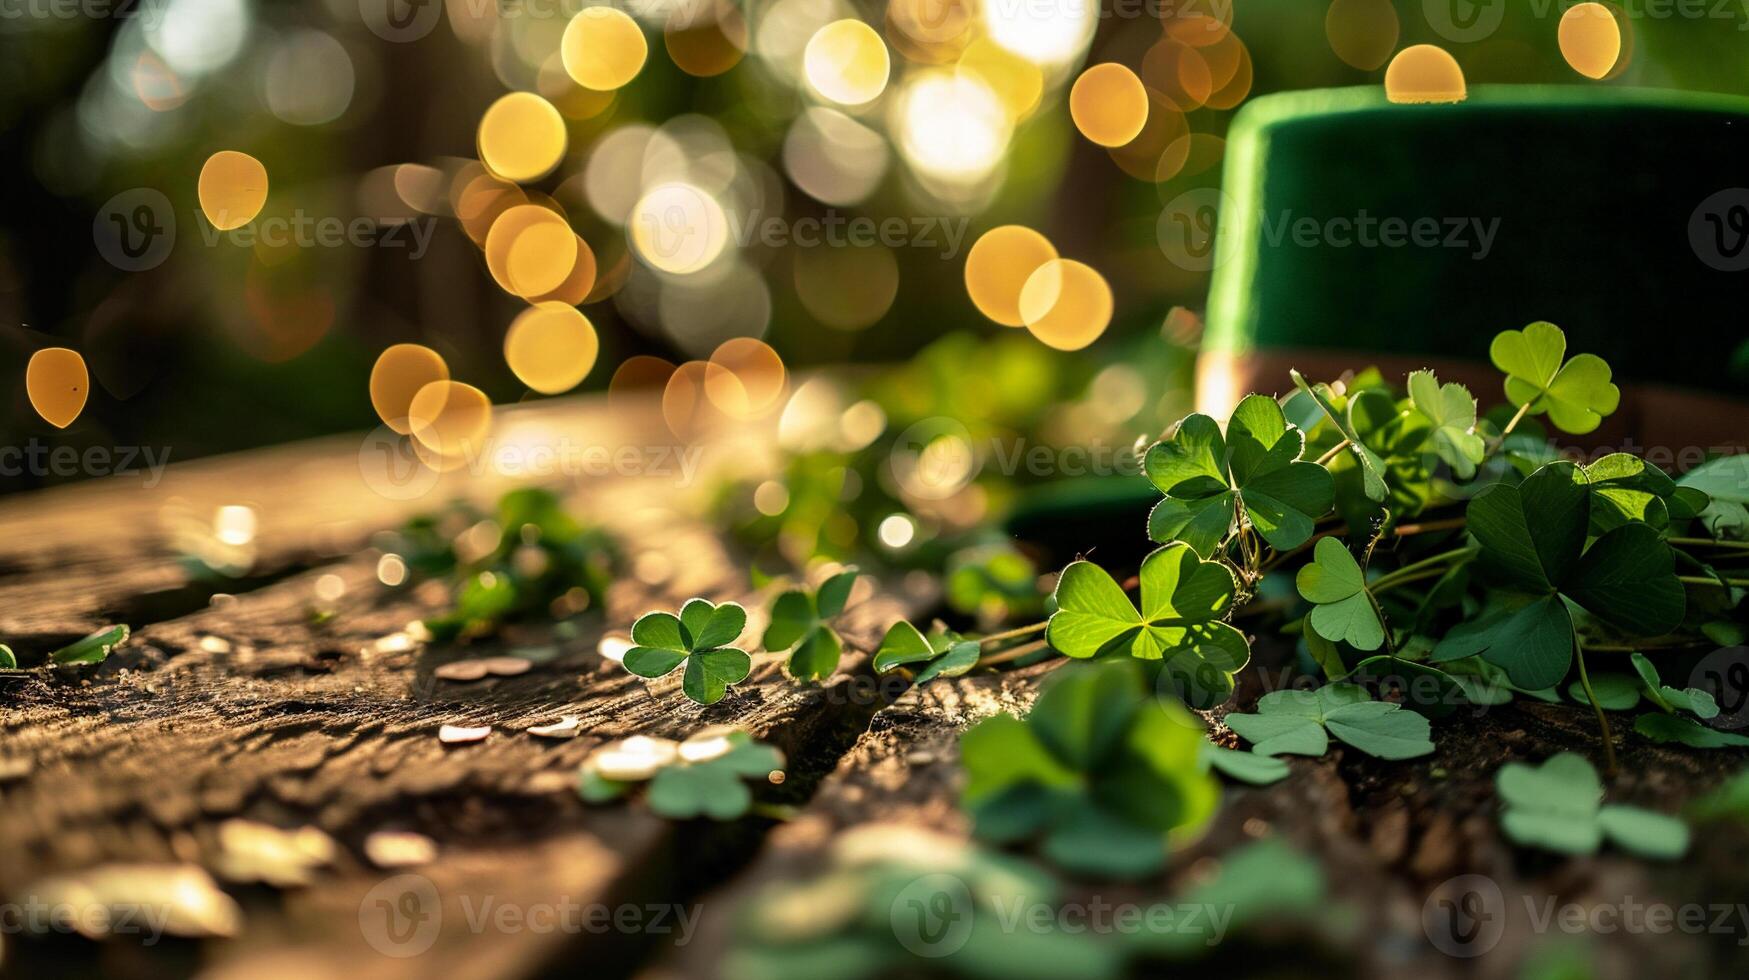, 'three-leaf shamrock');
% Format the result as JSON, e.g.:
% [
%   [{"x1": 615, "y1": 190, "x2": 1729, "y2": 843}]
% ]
[
  {"x1": 1144, "y1": 394, "x2": 1334, "y2": 557},
  {"x1": 764, "y1": 568, "x2": 859, "y2": 681},
  {"x1": 623, "y1": 599, "x2": 752, "y2": 705},
  {"x1": 872, "y1": 619, "x2": 980, "y2": 684},
  {"x1": 1433, "y1": 461, "x2": 1685, "y2": 689},
  {"x1": 1496, "y1": 753, "x2": 1688, "y2": 858},
  {"x1": 1489, "y1": 321, "x2": 1620, "y2": 434},
  {"x1": 1224, "y1": 684, "x2": 1434, "y2": 760},
  {"x1": 579, "y1": 729, "x2": 784, "y2": 820},
  {"x1": 1046, "y1": 544, "x2": 1250, "y2": 708},
  {"x1": 1406, "y1": 369, "x2": 1486, "y2": 480},
  {"x1": 960, "y1": 661, "x2": 1219, "y2": 878},
  {"x1": 1296, "y1": 538, "x2": 1386, "y2": 651}
]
